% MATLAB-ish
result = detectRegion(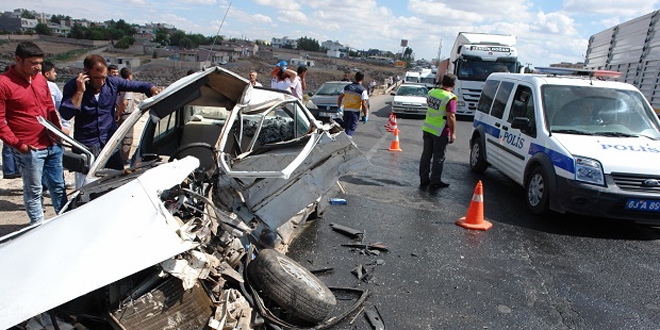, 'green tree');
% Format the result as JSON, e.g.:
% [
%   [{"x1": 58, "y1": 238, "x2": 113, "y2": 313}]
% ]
[
  {"x1": 297, "y1": 36, "x2": 320, "y2": 51},
  {"x1": 69, "y1": 24, "x2": 87, "y2": 39},
  {"x1": 50, "y1": 15, "x2": 70, "y2": 24},
  {"x1": 114, "y1": 19, "x2": 135, "y2": 36},
  {"x1": 169, "y1": 30, "x2": 187, "y2": 47},
  {"x1": 20, "y1": 10, "x2": 37, "y2": 19},
  {"x1": 89, "y1": 25, "x2": 109, "y2": 40},
  {"x1": 189, "y1": 33, "x2": 212, "y2": 46},
  {"x1": 35, "y1": 23, "x2": 51, "y2": 35},
  {"x1": 107, "y1": 28, "x2": 123, "y2": 40},
  {"x1": 404, "y1": 47, "x2": 413, "y2": 59},
  {"x1": 114, "y1": 35, "x2": 135, "y2": 49},
  {"x1": 154, "y1": 28, "x2": 170, "y2": 45},
  {"x1": 178, "y1": 37, "x2": 193, "y2": 49}
]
